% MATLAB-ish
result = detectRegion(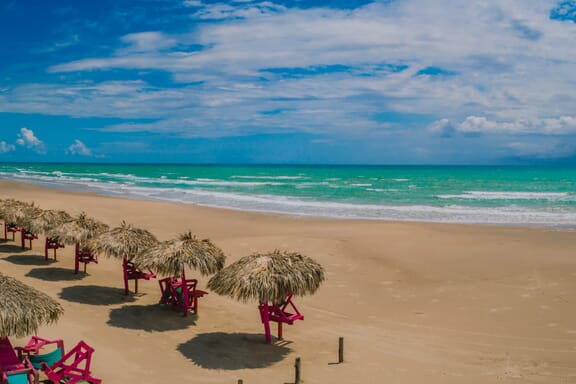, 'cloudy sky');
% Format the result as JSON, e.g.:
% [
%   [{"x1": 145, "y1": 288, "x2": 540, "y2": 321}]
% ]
[{"x1": 1, "y1": 0, "x2": 575, "y2": 164}]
